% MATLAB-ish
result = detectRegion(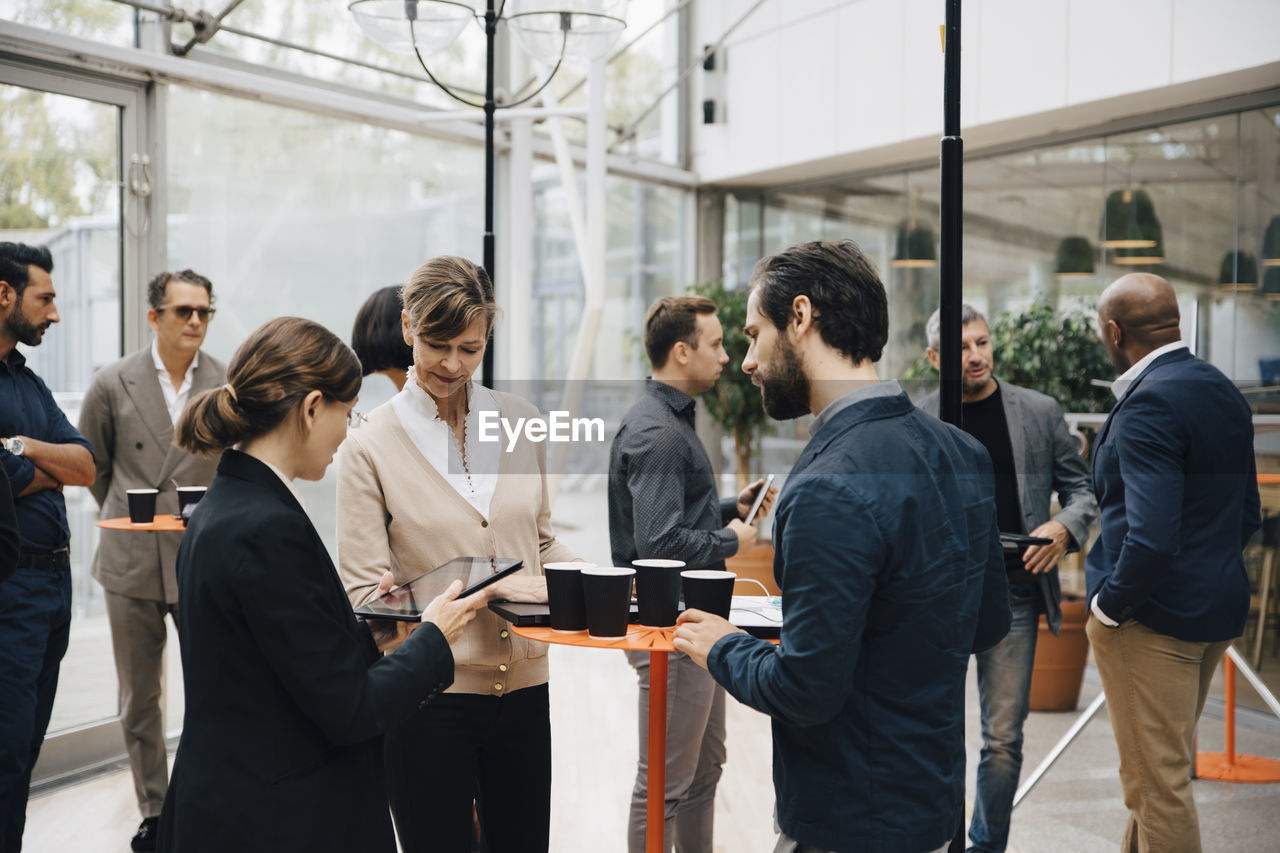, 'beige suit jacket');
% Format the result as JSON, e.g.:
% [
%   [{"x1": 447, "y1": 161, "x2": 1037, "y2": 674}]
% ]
[
  {"x1": 336, "y1": 390, "x2": 578, "y2": 696},
  {"x1": 79, "y1": 347, "x2": 227, "y2": 602}
]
